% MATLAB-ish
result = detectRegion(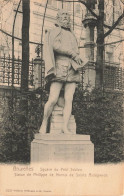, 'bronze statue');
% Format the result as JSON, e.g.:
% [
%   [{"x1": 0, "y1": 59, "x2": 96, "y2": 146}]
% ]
[{"x1": 39, "y1": 9, "x2": 83, "y2": 134}]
